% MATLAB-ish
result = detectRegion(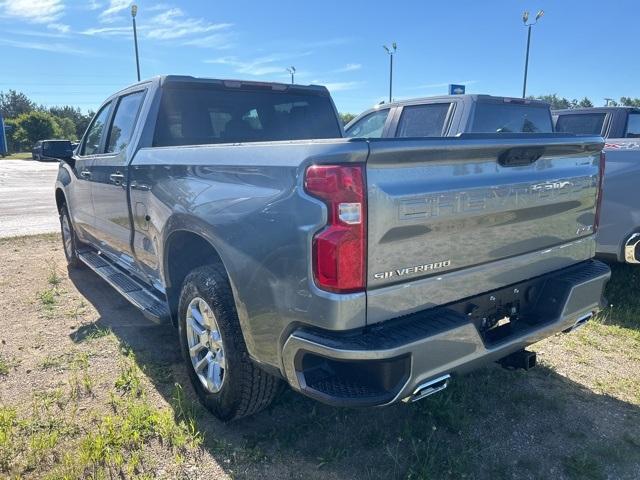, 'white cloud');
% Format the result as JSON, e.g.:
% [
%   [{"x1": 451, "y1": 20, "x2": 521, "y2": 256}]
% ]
[
  {"x1": 146, "y1": 8, "x2": 232, "y2": 40},
  {"x1": 99, "y1": 0, "x2": 130, "y2": 22},
  {"x1": 84, "y1": 6, "x2": 234, "y2": 46},
  {"x1": 0, "y1": 0, "x2": 64, "y2": 23},
  {"x1": 206, "y1": 52, "x2": 312, "y2": 77},
  {"x1": 335, "y1": 63, "x2": 361, "y2": 73},
  {"x1": 316, "y1": 81, "x2": 361, "y2": 92},
  {"x1": 0, "y1": 36, "x2": 88, "y2": 55},
  {"x1": 82, "y1": 25, "x2": 131, "y2": 36},
  {"x1": 182, "y1": 33, "x2": 234, "y2": 49},
  {"x1": 207, "y1": 56, "x2": 284, "y2": 76},
  {"x1": 47, "y1": 22, "x2": 70, "y2": 33}
]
